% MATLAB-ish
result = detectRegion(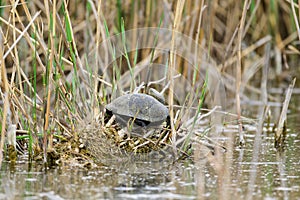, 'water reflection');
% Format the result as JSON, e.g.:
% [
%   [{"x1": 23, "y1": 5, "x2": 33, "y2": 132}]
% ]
[{"x1": 0, "y1": 128, "x2": 299, "y2": 199}]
